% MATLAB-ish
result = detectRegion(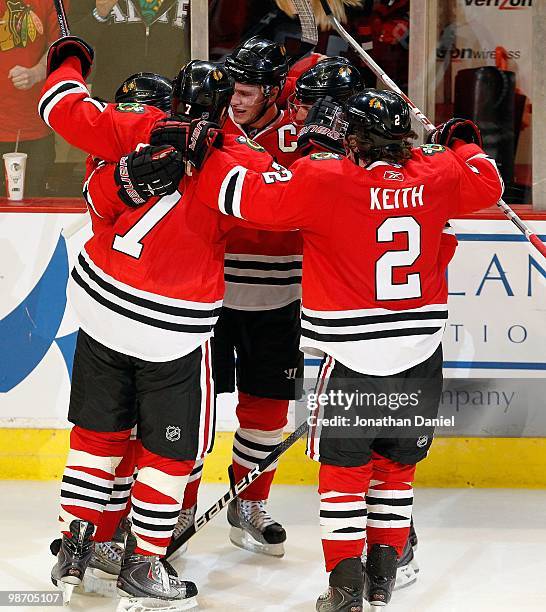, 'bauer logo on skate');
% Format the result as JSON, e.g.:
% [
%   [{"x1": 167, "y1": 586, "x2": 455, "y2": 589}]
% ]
[{"x1": 165, "y1": 426, "x2": 181, "y2": 442}]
